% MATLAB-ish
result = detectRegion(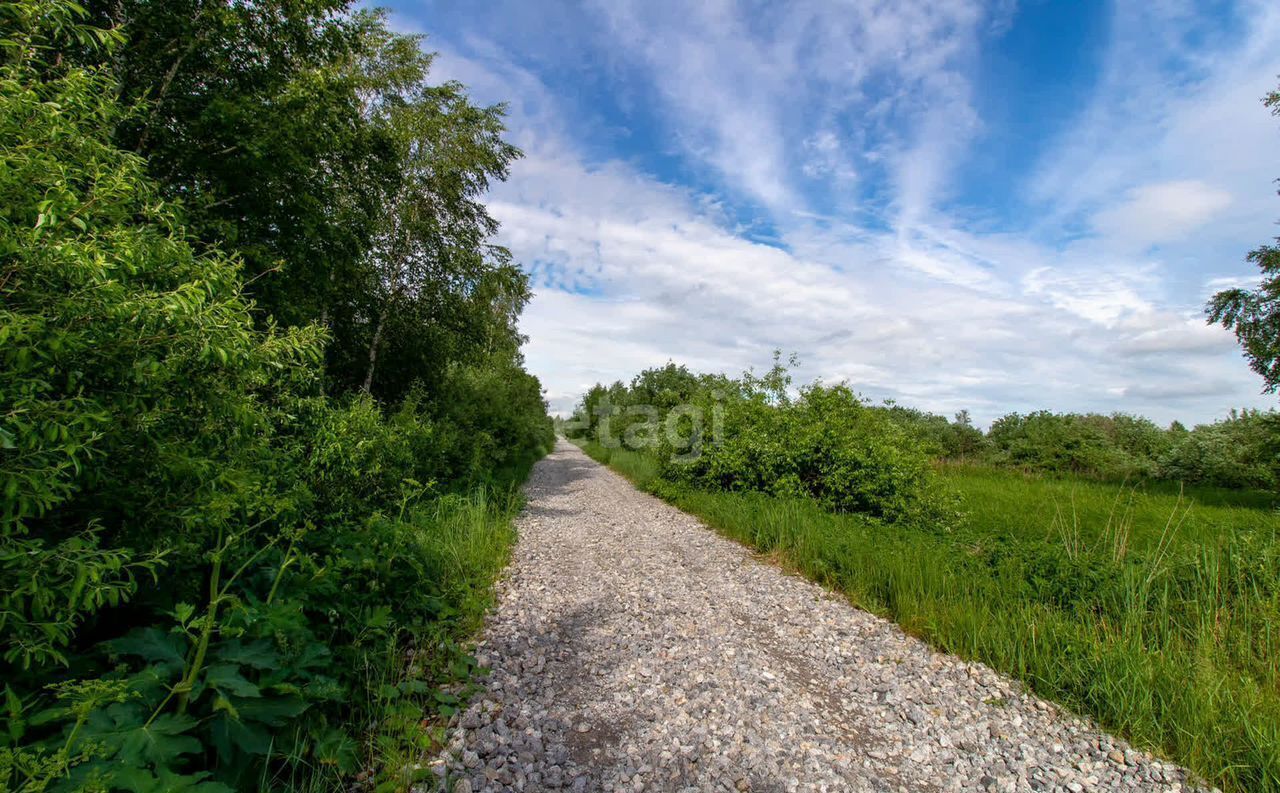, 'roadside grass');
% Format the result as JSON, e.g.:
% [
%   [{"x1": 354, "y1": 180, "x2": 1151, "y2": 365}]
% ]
[
  {"x1": 301, "y1": 484, "x2": 525, "y2": 793},
  {"x1": 574, "y1": 440, "x2": 1280, "y2": 793},
  {"x1": 365, "y1": 487, "x2": 522, "y2": 791},
  {"x1": 576, "y1": 440, "x2": 663, "y2": 485}
]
